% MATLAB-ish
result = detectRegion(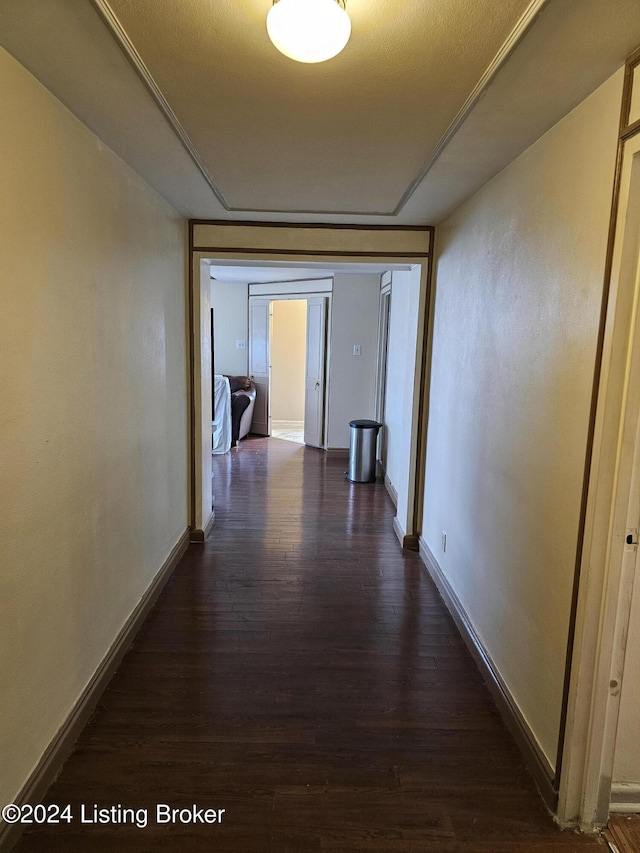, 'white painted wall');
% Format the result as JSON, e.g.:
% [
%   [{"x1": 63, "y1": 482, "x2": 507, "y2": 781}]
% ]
[
  {"x1": 0, "y1": 49, "x2": 187, "y2": 808},
  {"x1": 210, "y1": 279, "x2": 249, "y2": 376},
  {"x1": 327, "y1": 273, "x2": 381, "y2": 448},
  {"x1": 271, "y1": 299, "x2": 306, "y2": 422},
  {"x1": 421, "y1": 71, "x2": 622, "y2": 769},
  {"x1": 383, "y1": 269, "x2": 421, "y2": 531}
]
